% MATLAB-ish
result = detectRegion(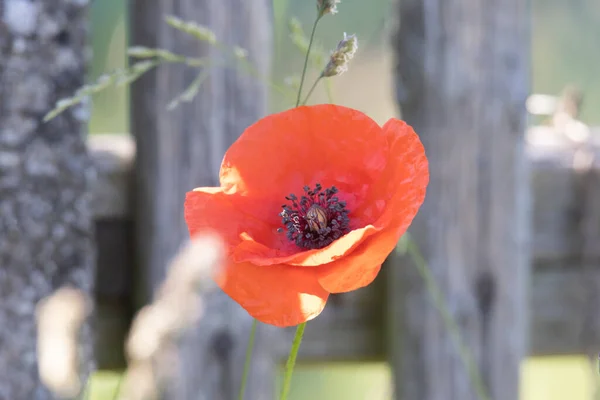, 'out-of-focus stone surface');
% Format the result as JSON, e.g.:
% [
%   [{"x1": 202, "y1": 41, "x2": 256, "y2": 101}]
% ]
[{"x1": 0, "y1": 1, "x2": 95, "y2": 398}]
